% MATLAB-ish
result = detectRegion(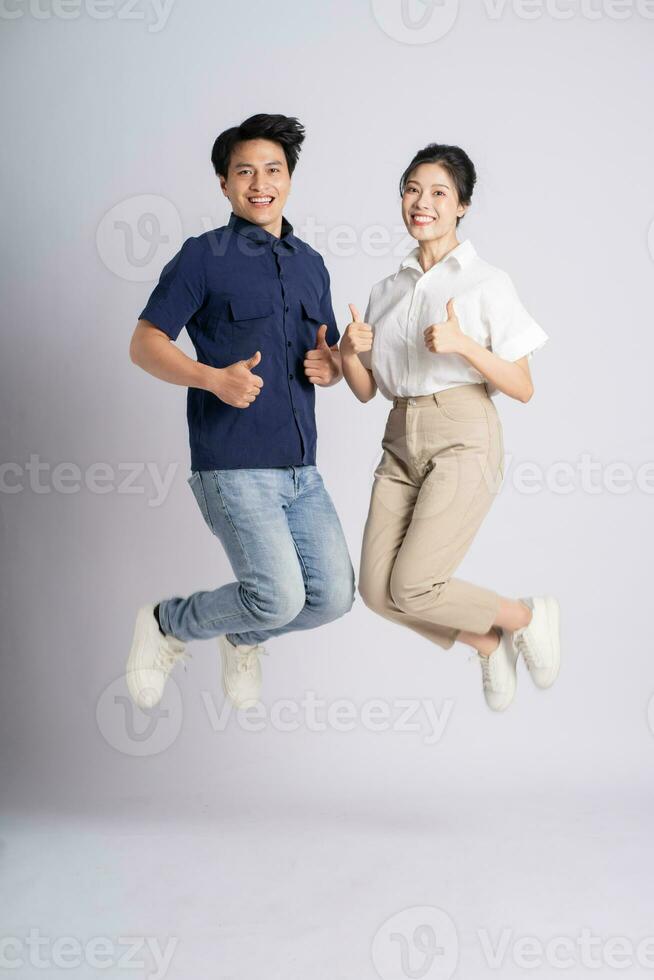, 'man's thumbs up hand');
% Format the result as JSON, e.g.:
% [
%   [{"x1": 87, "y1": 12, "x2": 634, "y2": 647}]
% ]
[
  {"x1": 243, "y1": 350, "x2": 262, "y2": 369},
  {"x1": 207, "y1": 350, "x2": 264, "y2": 408},
  {"x1": 315, "y1": 323, "x2": 330, "y2": 350},
  {"x1": 304, "y1": 323, "x2": 340, "y2": 386}
]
